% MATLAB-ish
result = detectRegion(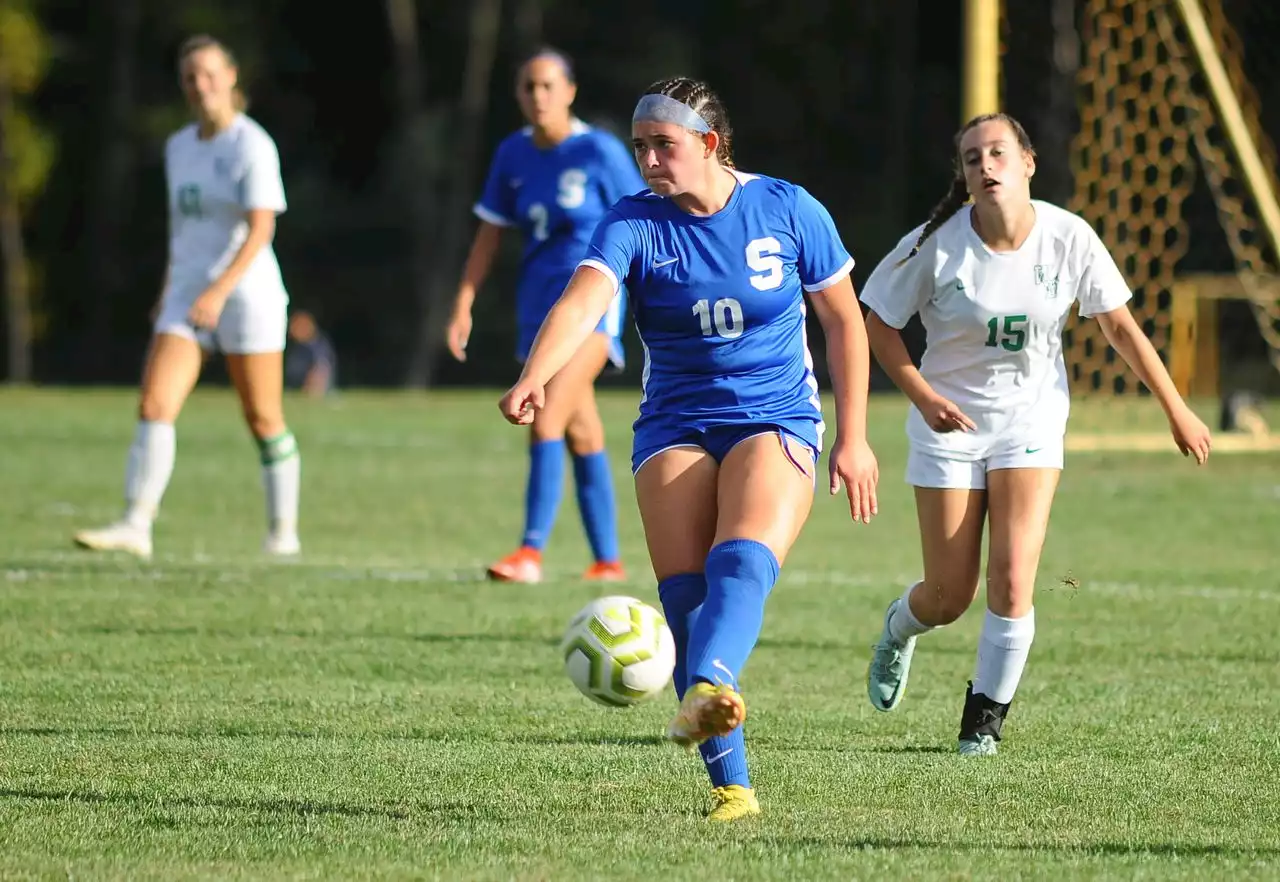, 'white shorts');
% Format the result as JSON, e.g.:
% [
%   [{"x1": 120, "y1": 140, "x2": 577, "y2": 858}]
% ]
[
  {"x1": 155, "y1": 293, "x2": 287, "y2": 355},
  {"x1": 906, "y1": 436, "x2": 1064, "y2": 490}
]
